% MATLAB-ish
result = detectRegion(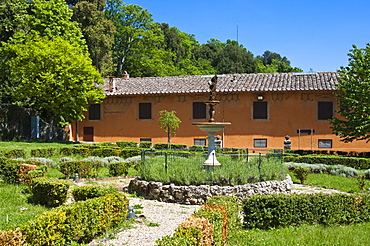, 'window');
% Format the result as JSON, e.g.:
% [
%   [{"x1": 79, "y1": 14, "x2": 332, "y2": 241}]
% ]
[
  {"x1": 89, "y1": 104, "x2": 101, "y2": 120},
  {"x1": 254, "y1": 139, "x2": 267, "y2": 148},
  {"x1": 193, "y1": 102, "x2": 206, "y2": 119},
  {"x1": 253, "y1": 101, "x2": 268, "y2": 119},
  {"x1": 140, "y1": 138, "x2": 152, "y2": 142},
  {"x1": 318, "y1": 101, "x2": 333, "y2": 120},
  {"x1": 194, "y1": 139, "x2": 206, "y2": 146},
  {"x1": 318, "y1": 139, "x2": 332, "y2": 148},
  {"x1": 139, "y1": 103, "x2": 152, "y2": 119}
]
